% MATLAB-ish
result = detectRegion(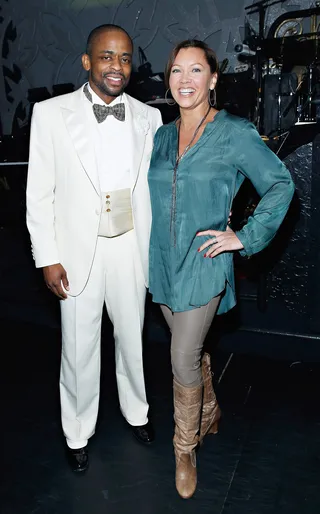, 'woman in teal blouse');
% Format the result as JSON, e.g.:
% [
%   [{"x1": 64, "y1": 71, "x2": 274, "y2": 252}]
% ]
[{"x1": 148, "y1": 39, "x2": 294, "y2": 499}]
